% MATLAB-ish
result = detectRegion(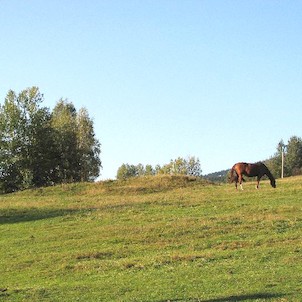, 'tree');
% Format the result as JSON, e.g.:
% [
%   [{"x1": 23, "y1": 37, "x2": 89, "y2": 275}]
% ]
[
  {"x1": 51, "y1": 100, "x2": 101, "y2": 183},
  {"x1": 18, "y1": 88, "x2": 55, "y2": 187},
  {"x1": 286, "y1": 136, "x2": 302, "y2": 176},
  {"x1": 76, "y1": 108, "x2": 102, "y2": 181},
  {"x1": 171, "y1": 157, "x2": 188, "y2": 175},
  {"x1": 145, "y1": 164, "x2": 155, "y2": 176},
  {"x1": 186, "y1": 156, "x2": 202, "y2": 177},
  {"x1": 266, "y1": 137, "x2": 302, "y2": 178},
  {"x1": 266, "y1": 140, "x2": 284, "y2": 179},
  {"x1": 0, "y1": 90, "x2": 24, "y2": 192},
  {"x1": 159, "y1": 157, "x2": 202, "y2": 176},
  {"x1": 51, "y1": 99, "x2": 78, "y2": 182},
  {"x1": 0, "y1": 87, "x2": 54, "y2": 192},
  {"x1": 136, "y1": 163, "x2": 145, "y2": 177},
  {"x1": 116, "y1": 164, "x2": 138, "y2": 180}
]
